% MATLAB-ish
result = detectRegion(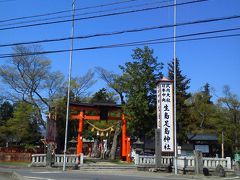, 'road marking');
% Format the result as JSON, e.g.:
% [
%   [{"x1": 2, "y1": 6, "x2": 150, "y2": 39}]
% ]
[
  {"x1": 23, "y1": 176, "x2": 55, "y2": 180},
  {"x1": 223, "y1": 177, "x2": 240, "y2": 179},
  {"x1": 31, "y1": 171, "x2": 61, "y2": 174}
]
